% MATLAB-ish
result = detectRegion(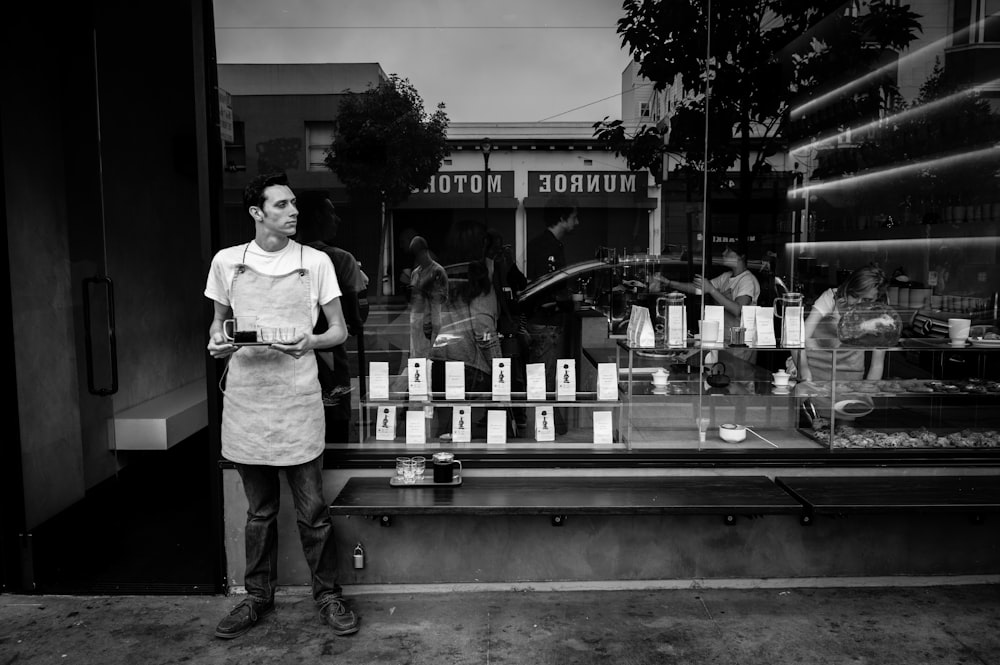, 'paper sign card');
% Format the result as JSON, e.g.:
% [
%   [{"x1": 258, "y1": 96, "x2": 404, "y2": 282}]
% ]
[
  {"x1": 486, "y1": 410, "x2": 507, "y2": 445},
  {"x1": 782, "y1": 306, "x2": 804, "y2": 348},
  {"x1": 405, "y1": 410, "x2": 426, "y2": 445},
  {"x1": 492, "y1": 358, "x2": 512, "y2": 401},
  {"x1": 452, "y1": 406, "x2": 471, "y2": 444},
  {"x1": 445, "y1": 361, "x2": 465, "y2": 400},
  {"x1": 369, "y1": 361, "x2": 389, "y2": 400},
  {"x1": 408, "y1": 358, "x2": 428, "y2": 398},
  {"x1": 597, "y1": 363, "x2": 618, "y2": 401},
  {"x1": 526, "y1": 363, "x2": 547, "y2": 401},
  {"x1": 556, "y1": 358, "x2": 576, "y2": 401},
  {"x1": 593, "y1": 411, "x2": 614, "y2": 445},
  {"x1": 741, "y1": 306, "x2": 758, "y2": 346},
  {"x1": 534, "y1": 406, "x2": 555, "y2": 441},
  {"x1": 755, "y1": 307, "x2": 777, "y2": 347},
  {"x1": 667, "y1": 305, "x2": 686, "y2": 348},
  {"x1": 375, "y1": 406, "x2": 396, "y2": 441}
]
